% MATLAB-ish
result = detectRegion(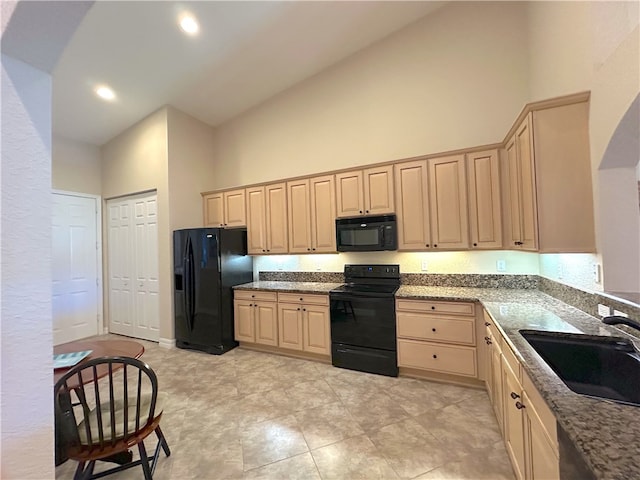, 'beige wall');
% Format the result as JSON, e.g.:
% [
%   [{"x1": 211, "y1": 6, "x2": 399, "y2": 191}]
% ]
[
  {"x1": 167, "y1": 107, "x2": 217, "y2": 230},
  {"x1": 101, "y1": 108, "x2": 173, "y2": 341},
  {"x1": 52, "y1": 135, "x2": 101, "y2": 194},
  {"x1": 210, "y1": 1, "x2": 529, "y2": 190},
  {"x1": 527, "y1": 1, "x2": 640, "y2": 293}
]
